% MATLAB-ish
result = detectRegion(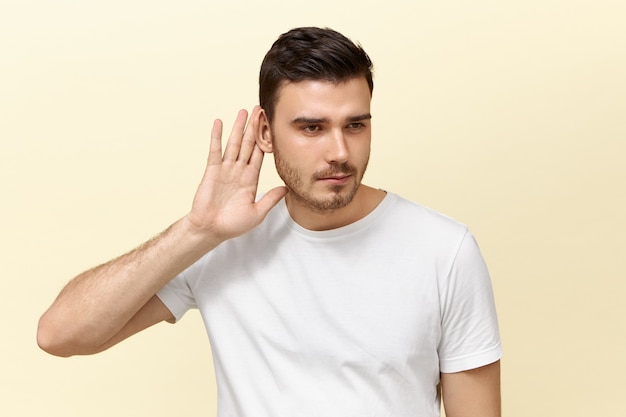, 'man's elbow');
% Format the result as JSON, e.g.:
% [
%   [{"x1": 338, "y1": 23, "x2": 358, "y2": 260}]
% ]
[
  {"x1": 36, "y1": 313, "x2": 99, "y2": 357},
  {"x1": 37, "y1": 320, "x2": 69, "y2": 357}
]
